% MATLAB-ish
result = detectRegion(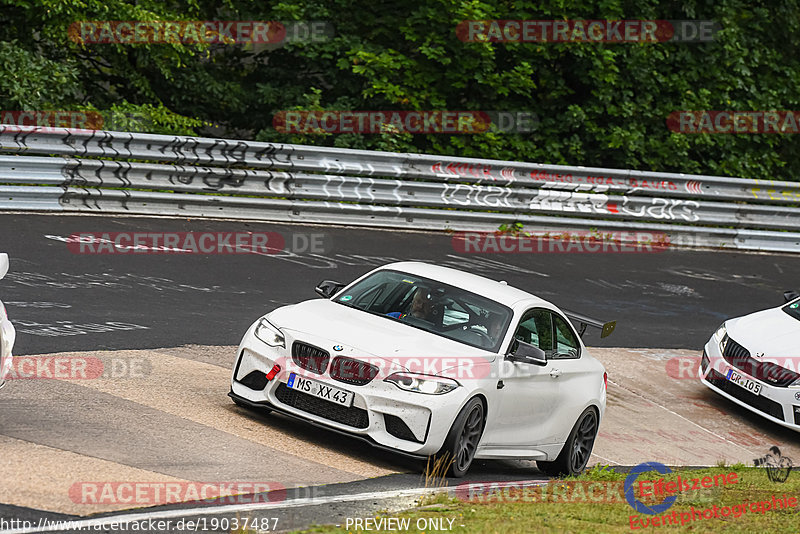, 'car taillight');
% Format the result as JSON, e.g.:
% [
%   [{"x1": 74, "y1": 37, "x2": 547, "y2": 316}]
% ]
[
  {"x1": 603, "y1": 372, "x2": 608, "y2": 390},
  {"x1": 265, "y1": 364, "x2": 281, "y2": 381}
]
